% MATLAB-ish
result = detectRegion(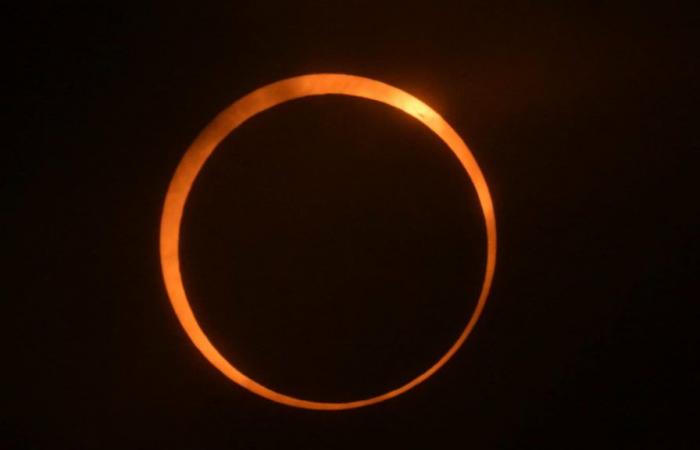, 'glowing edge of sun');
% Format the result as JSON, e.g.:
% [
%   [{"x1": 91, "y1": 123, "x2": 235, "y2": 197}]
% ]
[{"x1": 160, "y1": 73, "x2": 497, "y2": 411}]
